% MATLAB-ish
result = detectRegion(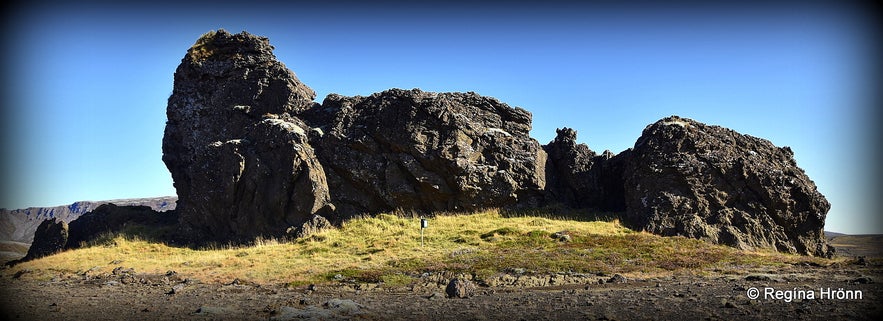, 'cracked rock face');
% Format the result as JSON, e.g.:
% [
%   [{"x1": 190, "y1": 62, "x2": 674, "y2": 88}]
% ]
[
  {"x1": 162, "y1": 30, "x2": 331, "y2": 242},
  {"x1": 302, "y1": 89, "x2": 547, "y2": 219},
  {"x1": 622, "y1": 116, "x2": 832, "y2": 257}
]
